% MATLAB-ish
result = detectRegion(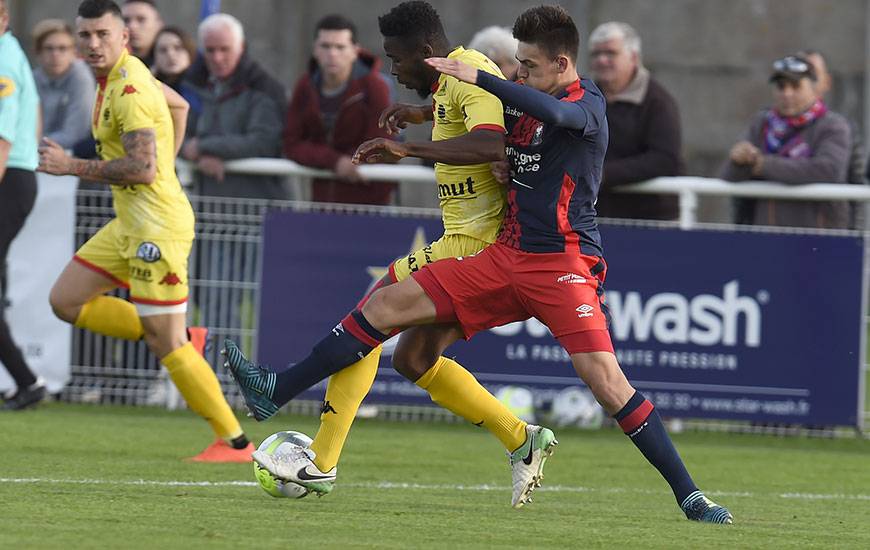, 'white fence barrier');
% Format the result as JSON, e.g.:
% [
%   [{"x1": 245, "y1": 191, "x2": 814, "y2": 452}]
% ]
[
  {"x1": 180, "y1": 158, "x2": 870, "y2": 229},
  {"x1": 62, "y1": 159, "x2": 870, "y2": 429}
]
